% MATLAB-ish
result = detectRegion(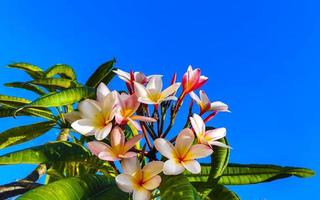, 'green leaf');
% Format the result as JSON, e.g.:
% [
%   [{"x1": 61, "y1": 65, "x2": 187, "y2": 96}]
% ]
[
  {"x1": 160, "y1": 174, "x2": 201, "y2": 200},
  {"x1": 8, "y1": 62, "x2": 44, "y2": 79},
  {"x1": 0, "y1": 121, "x2": 56, "y2": 149},
  {"x1": 4, "y1": 82, "x2": 46, "y2": 95},
  {"x1": 31, "y1": 78, "x2": 75, "y2": 90},
  {"x1": 0, "y1": 95, "x2": 55, "y2": 120},
  {"x1": 210, "y1": 137, "x2": 230, "y2": 179},
  {"x1": 206, "y1": 185, "x2": 240, "y2": 200},
  {"x1": 45, "y1": 64, "x2": 76, "y2": 80},
  {"x1": 17, "y1": 175, "x2": 128, "y2": 200},
  {"x1": 15, "y1": 87, "x2": 95, "y2": 111},
  {"x1": 218, "y1": 163, "x2": 315, "y2": 185},
  {"x1": 85, "y1": 59, "x2": 116, "y2": 87},
  {"x1": 185, "y1": 163, "x2": 314, "y2": 186},
  {"x1": 0, "y1": 141, "x2": 93, "y2": 165}
]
